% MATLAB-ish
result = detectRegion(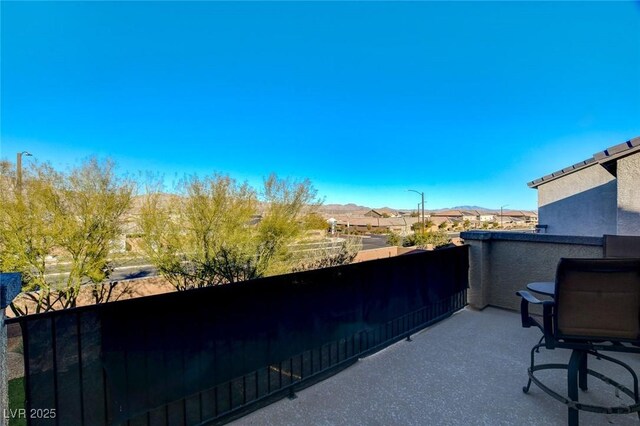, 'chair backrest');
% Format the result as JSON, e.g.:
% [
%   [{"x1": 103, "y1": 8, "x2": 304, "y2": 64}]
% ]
[
  {"x1": 554, "y1": 258, "x2": 640, "y2": 342},
  {"x1": 604, "y1": 234, "x2": 640, "y2": 258}
]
